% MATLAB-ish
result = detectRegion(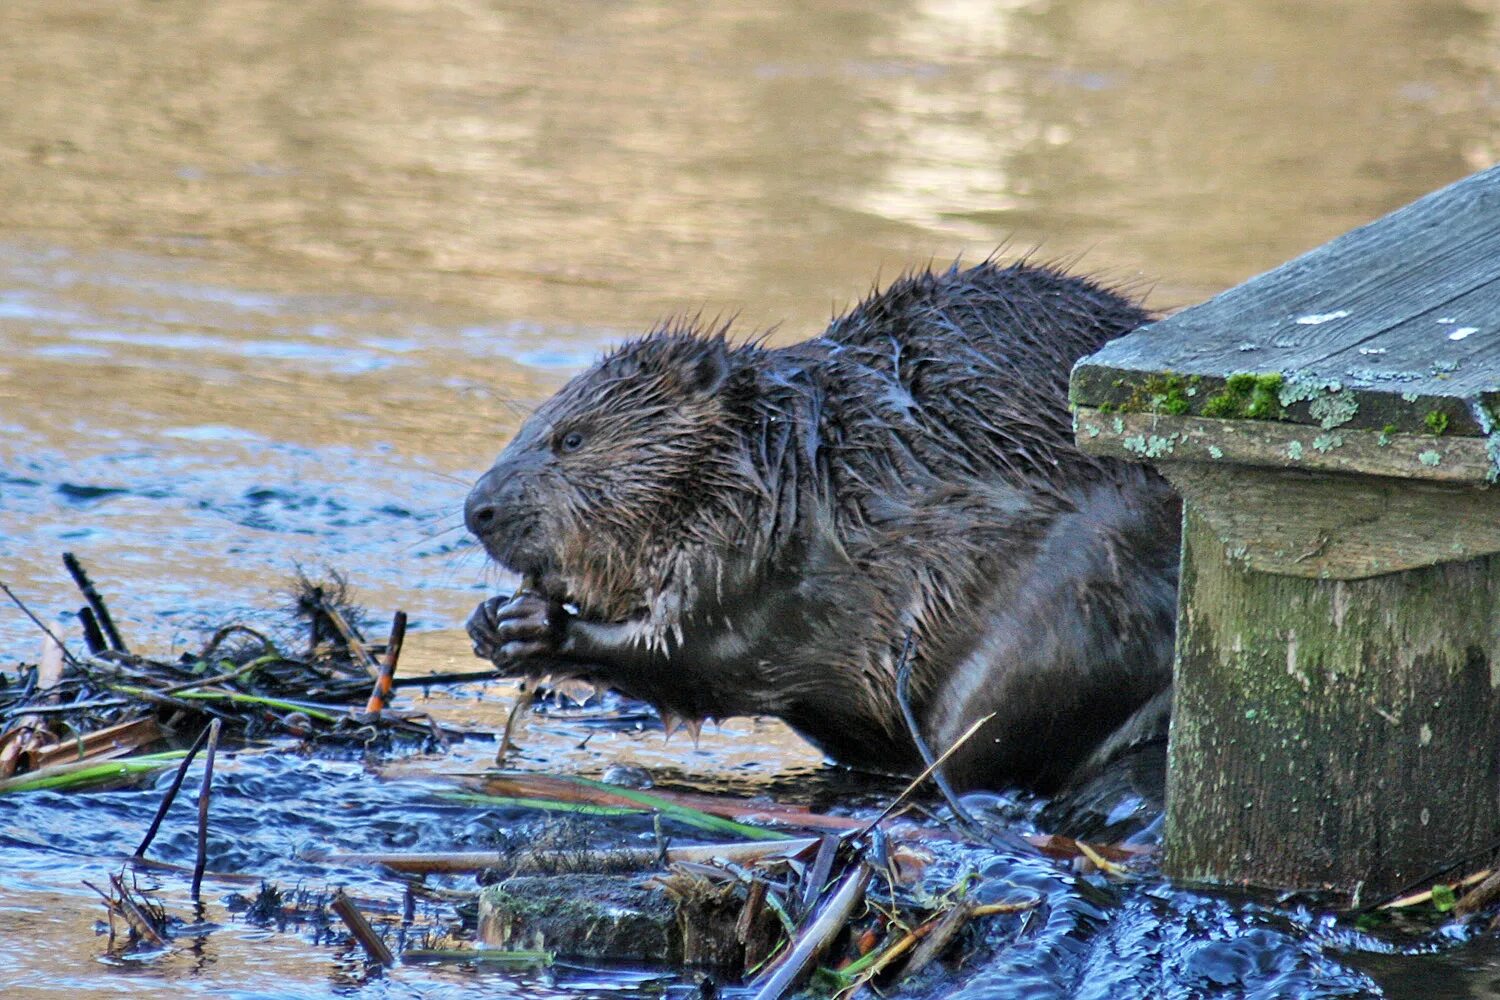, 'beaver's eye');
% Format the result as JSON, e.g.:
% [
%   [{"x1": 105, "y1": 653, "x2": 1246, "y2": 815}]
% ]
[{"x1": 558, "y1": 431, "x2": 585, "y2": 453}]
